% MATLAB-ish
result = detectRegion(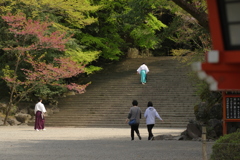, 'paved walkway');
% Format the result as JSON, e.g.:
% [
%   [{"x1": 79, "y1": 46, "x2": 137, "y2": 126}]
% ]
[{"x1": 0, "y1": 126, "x2": 213, "y2": 160}]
